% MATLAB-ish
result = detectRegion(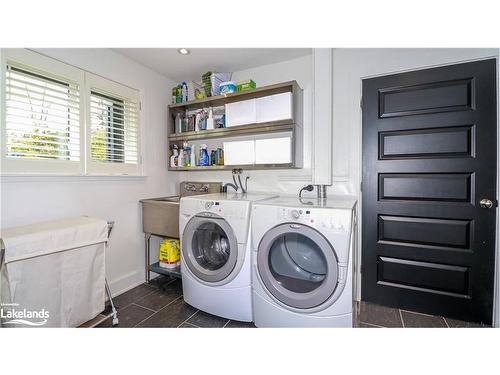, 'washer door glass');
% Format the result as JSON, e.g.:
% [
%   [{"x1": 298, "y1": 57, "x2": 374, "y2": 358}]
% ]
[
  {"x1": 257, "y1": 224, "x2": 339, "y2": 309},
  {"x1": 182, "y1": 215, "x2": 238, "y2": 283},
  {"x1": 192, "y1": 221, "x2": 231, "y2": 271}
]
